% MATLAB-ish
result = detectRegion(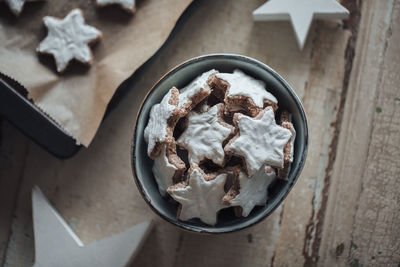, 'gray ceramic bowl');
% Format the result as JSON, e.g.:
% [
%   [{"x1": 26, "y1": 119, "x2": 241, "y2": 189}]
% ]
[{"x1": 131, "y1": 54, "x2": 308, "y2": 234}]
